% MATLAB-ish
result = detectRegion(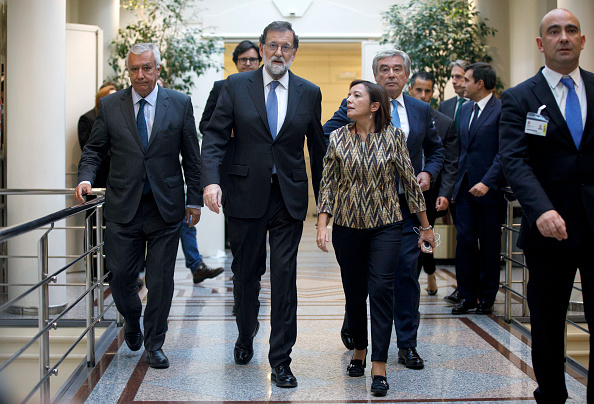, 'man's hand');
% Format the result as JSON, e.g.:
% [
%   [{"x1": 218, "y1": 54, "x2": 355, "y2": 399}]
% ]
[
  {"x1": 74, "y1": 183, "x2": 92, "y2": 204},
  {"x1": 186, "y1": 207, "x2": 201, "y2": 227},
  {"x1": 436, "y1": 196, "x2": 449, "y2": 211},
  {"x1": 203, "y1": 184, "x2": 222, "y2": 214},
  {"x1": 417, "y1": 172, "x2": 432, "y2": 192},
  {"x1": 469, "y1": 182, "x2": 489, "y2": 197},
  {"x1": 536, "y1": 210, "x2": 568, "y2": 241}
]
